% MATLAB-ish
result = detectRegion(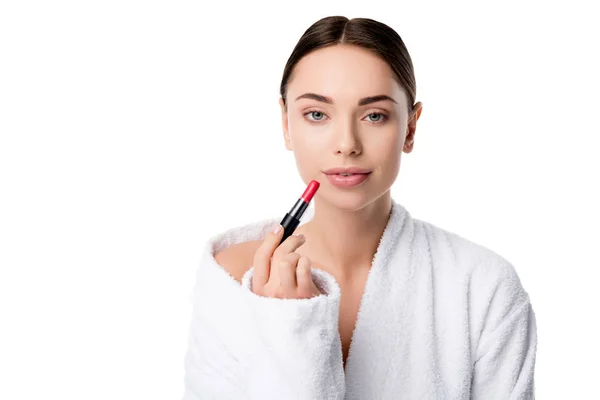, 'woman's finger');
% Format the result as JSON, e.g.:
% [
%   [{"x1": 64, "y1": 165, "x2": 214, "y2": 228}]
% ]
[
  {"x1": 273, "y1": 233, "x2": 306, "y2": 261},
  {"x1": 278, "y1": 253, "x2": 301, "y2": 294},
  {"x1": 296, "y1": 256, "x2": 313, "y2": 296},
  {"x1": 253, "y1": 223, "x2": 284, "y2": 289}
]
